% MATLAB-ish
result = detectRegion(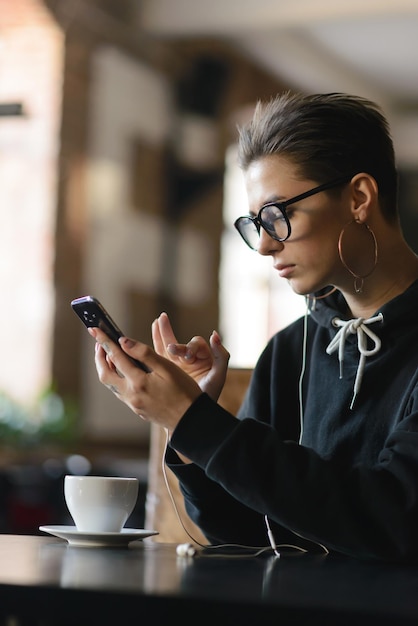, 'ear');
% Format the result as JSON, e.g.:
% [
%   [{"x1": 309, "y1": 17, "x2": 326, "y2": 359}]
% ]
[{"x1": 349, "y1": 173, "x2": 379, "y2": 222}]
